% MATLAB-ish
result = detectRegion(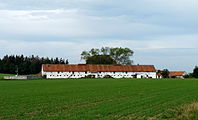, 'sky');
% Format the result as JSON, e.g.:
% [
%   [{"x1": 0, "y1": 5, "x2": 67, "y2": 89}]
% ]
[{"x1": 0, "y1": 0, "x2": 197, "y2": 72}]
